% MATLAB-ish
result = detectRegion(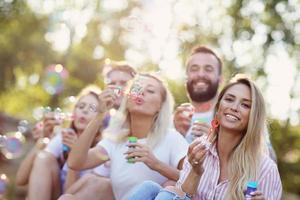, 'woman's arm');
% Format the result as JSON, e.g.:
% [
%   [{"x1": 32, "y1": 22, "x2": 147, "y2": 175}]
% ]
[
  {"x1": 64, "y1": 169, "x2": 80, "y2": 191},
  {"x1": 68, "y1": 112, "x2": 108, "y2": 170},
  {"x1": 15, "y1": 138, "x2": 48, "y2": 186},
  {"x1": 152, "y1": 160, "x2": 180, "y2": 181},
  {"x1": 180, "y1": 140, "x2": 207, "y2": 196}
]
